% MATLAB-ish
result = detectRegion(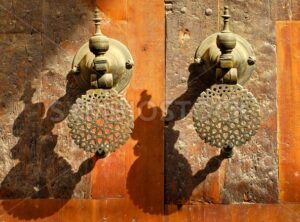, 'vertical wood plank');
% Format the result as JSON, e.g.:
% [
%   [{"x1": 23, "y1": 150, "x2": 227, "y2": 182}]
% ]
[
  {"x1": 125, "y1": 0, "x2": 165, "y2": 218},
  {"x1": 277, "y1": 21, "x2": 300, "y2": 202},
  {"x1": 93, "y1": 0, "x2": 165, "y2": 219}
]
